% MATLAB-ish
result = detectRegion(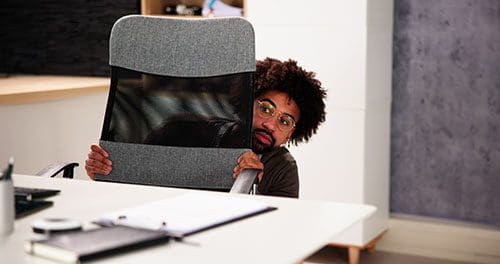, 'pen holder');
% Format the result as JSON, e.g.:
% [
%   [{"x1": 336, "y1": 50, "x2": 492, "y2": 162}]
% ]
[{"x1": 0, "y1": 179, "x2": 15, "y2": 236}]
